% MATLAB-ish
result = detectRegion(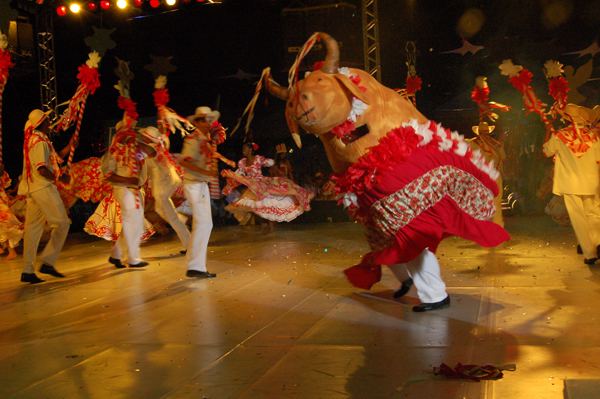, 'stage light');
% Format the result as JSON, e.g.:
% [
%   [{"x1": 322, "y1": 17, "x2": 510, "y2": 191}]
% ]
[
  {"x1": 165, "y1": 0, "x2": 176, "y2": 6},
  {"x1": 87, "y1": 1, "x2": 97, "y2": 10},
  {"x1": 116, "y1": 0, "x2": 127, "y2": 9},
  {"x1": 100, "y1": 0, "x2": 110, "y2": 10},
  {"x1": 133, "y1": 0, "x2": 143, "y2": 7},
  {"x1": 149, "y1": 0, "x2": 160, "y2": 8},
  {"x1": 69, "y1": 2, "x2": 82, "y2": 13},
  {"x1": 56, "y1": 5, "x2": 68, "y2": 16}
]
